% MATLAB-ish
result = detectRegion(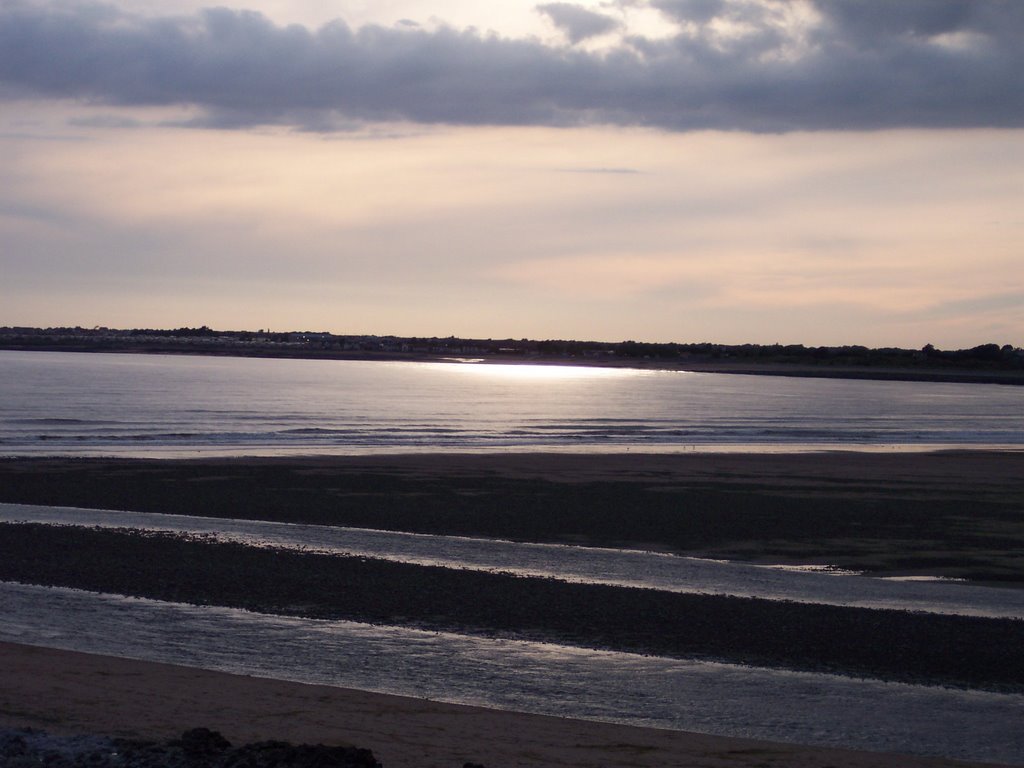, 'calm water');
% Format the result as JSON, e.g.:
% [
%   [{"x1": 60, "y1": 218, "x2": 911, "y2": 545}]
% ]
[
  {"x1": 3, "y1": 583, "x2": 1023, "y2": 765},
  {"x1": 1, "y1": 350, "x2": 1023, "y2": 455}
]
